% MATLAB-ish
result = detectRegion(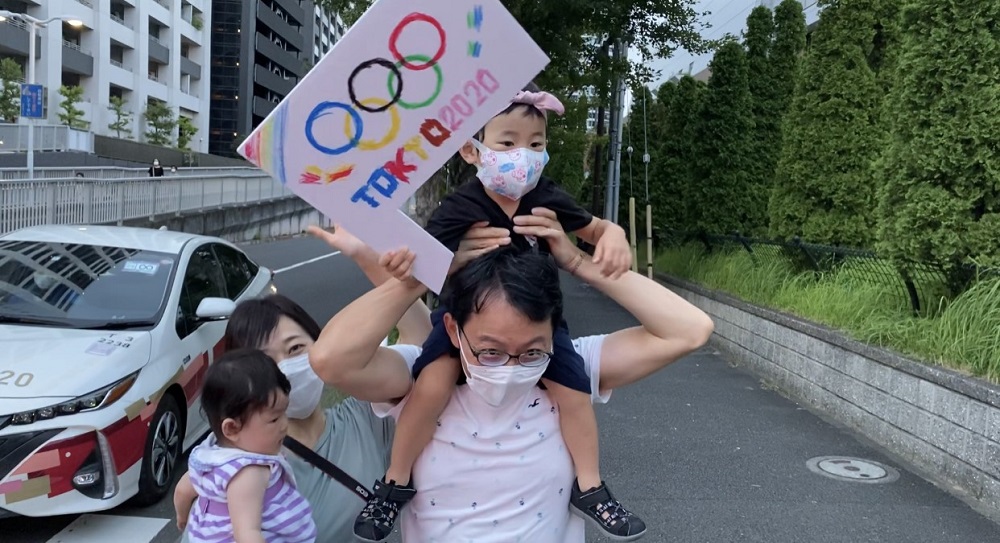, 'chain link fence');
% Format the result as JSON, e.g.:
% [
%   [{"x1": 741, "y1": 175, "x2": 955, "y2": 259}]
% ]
[{"x1": 657, "y1": 230, "x2": 987, "y2": 315}]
